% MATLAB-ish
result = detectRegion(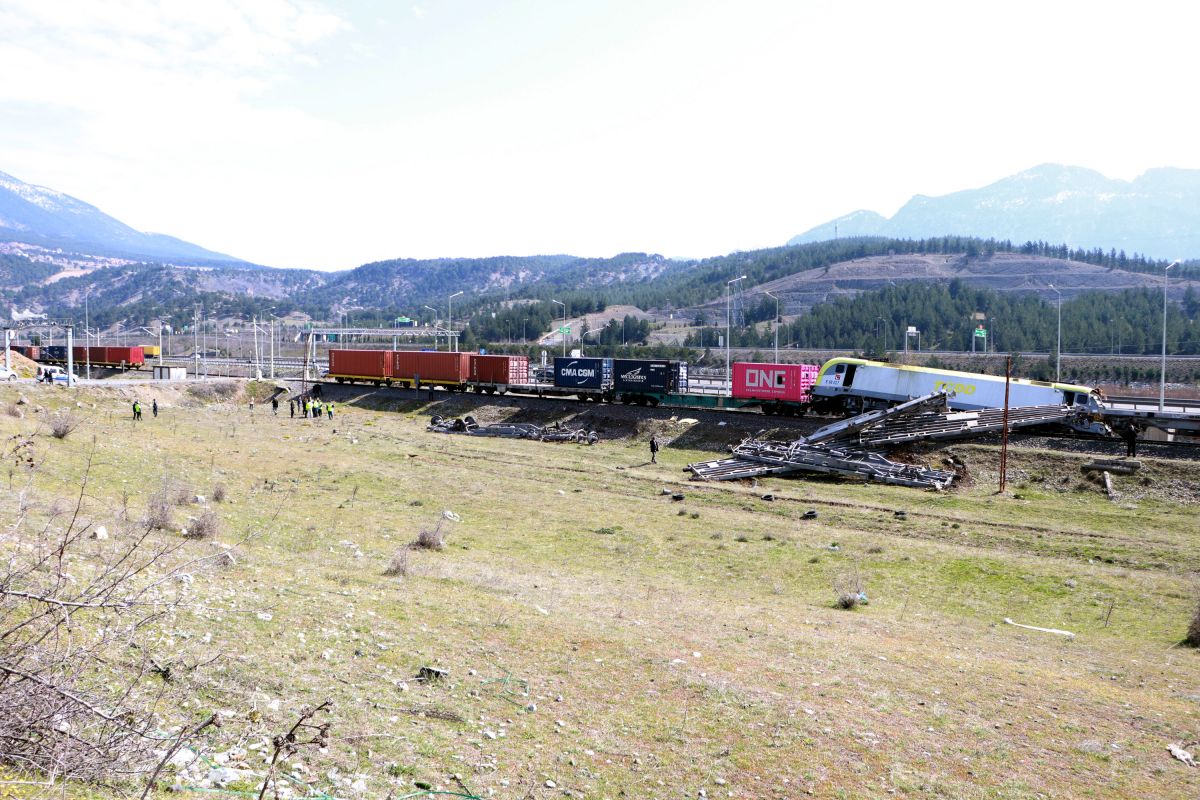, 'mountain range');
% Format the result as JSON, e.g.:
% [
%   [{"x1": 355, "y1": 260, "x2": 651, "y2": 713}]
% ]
[
  {"x1": 789, "y1": 164, "x2": 1200, "y2": 260},
  {"x1": 2, "y1": 164, "x2": 1198, "y2": 329},
  {"x1": 0, "y1": 170, "x2": 243, "y2": 265}
]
